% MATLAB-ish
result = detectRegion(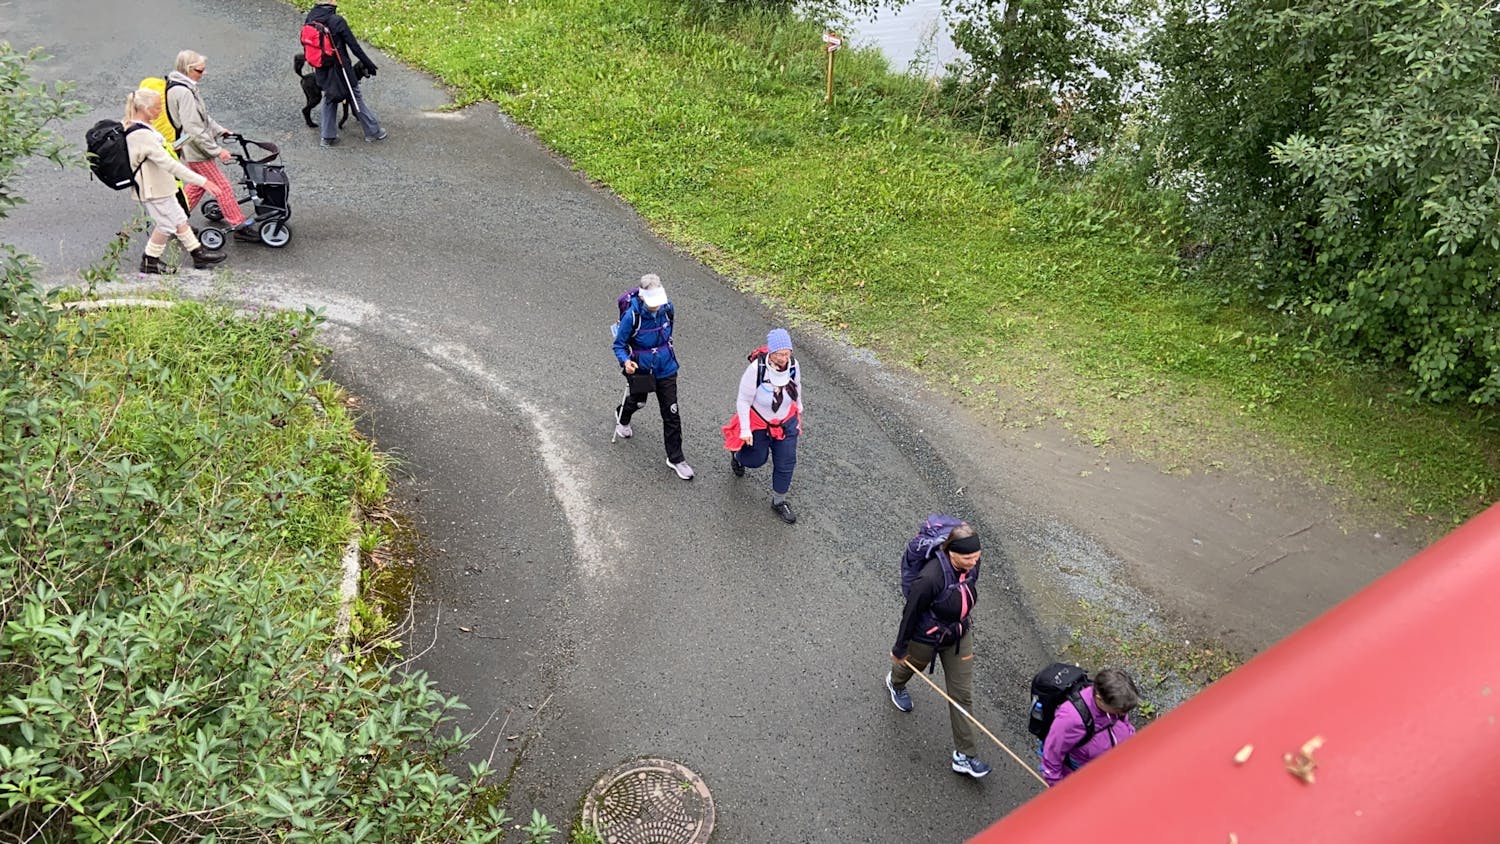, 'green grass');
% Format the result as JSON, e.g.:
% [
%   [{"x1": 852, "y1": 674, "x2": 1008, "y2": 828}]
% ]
[
  {"x1": 337, "y1": 0, "x2": 1499, "y2": 530},
  {"x1": 1063, "y1": 598, "x2": 1240, "y2": 720},
  {"x1": 73, "y1": 301, "x2": 382, "y2": 592}
]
